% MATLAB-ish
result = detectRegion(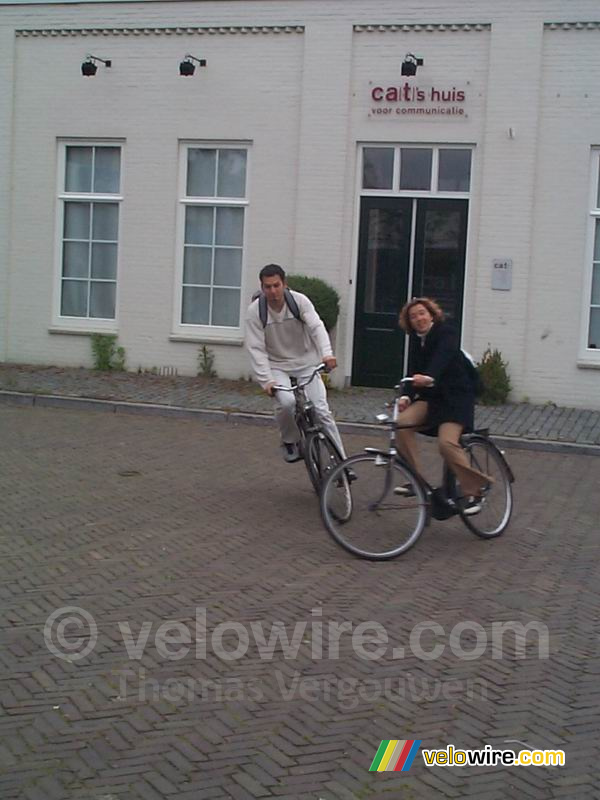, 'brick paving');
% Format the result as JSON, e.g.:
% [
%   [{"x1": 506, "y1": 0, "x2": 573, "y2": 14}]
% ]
[
  {"x1": 2, "y1": 403, "x2": 600, "y2": 798},
  {"x1": 1, "y1": 363, "x2": 600, "y2": 449}
]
